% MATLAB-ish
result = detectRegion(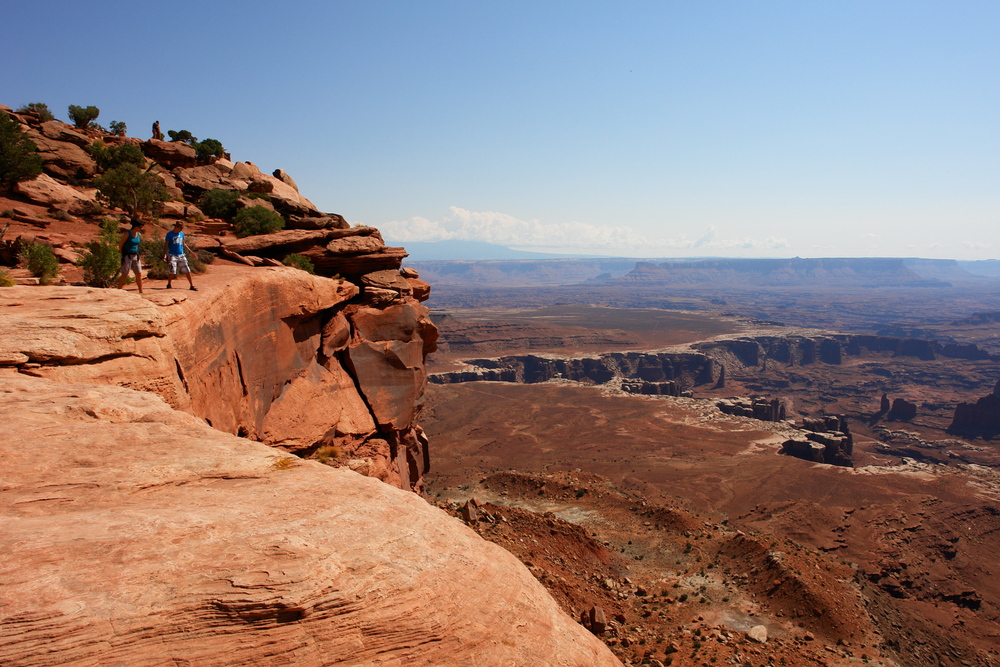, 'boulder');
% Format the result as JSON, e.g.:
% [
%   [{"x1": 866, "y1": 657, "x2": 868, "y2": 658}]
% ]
[
  {"x1": 174, "y1": 163, "x2": 245, "y2": 192},
  {"x1": 13, "y1": 174, "x2": 98, "y2": 215},
  {"x1": 0, "y1": 375, "x2": 620, "y2": 667},
  {"x1": 25, "y1": 129, "x2": 97, "y2": 179},
  {"x1": 362, "y1": 269, "x2": 412, "y2": 296},
  {"x1": 589, "y1": 605, "x2": 608, "y2": 634},
  {"x1": 363, "y1": 286, "x2": 401, "y2": 305},
  {"x1": 407, "y1": 277, "x2": 432, "y2": 301},
  {"x1": 155, "y1": 170, "x2": 184, "y2": 199},
  {"x1": 141, "y1": 138, "x2": 197, "y2": 169},
  {"x1": 235, "y1": 195, "x2": 276, "y2": 212},
  {"x1": 250, "y1": 174, "x2": 316, "y2": 216},
  {"x1": 230, "y1": 161, "x2": 262, "y2": 180},
  {"x1": 38, "y1": 120, "x2": 91, "y2": 147},
  {"x1": 159, "y1": 200, "x2": 203, "y2": 219},
  {"x1": 52, "y1": 247, "x2": 83, "y2": 264},
  {"x1": 327, "y1": 234, "x2": 385, "y2": 255},
  {"x1": 273, "y1": 168, "x2": 299, "y2": 190},
  {"x1": 747, "y1": 625, "x2": 768, "y2": 643}
]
